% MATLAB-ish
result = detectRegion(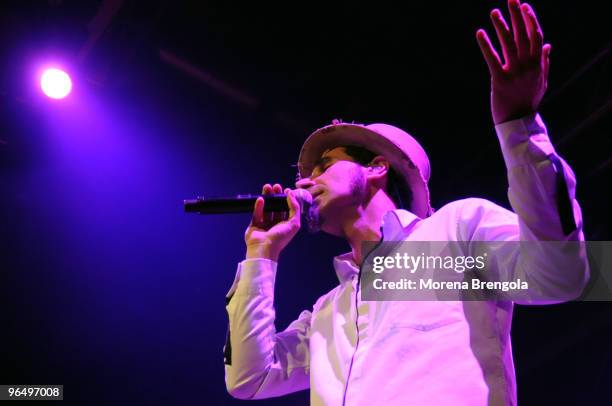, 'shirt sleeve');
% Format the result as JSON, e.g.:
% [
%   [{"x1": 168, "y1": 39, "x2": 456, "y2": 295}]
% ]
[
  {"x1": 223, "y1": 258, "x2": 311, "y2": 399},
  {"x1": 457, "y1": 113, "x2": 589, "y2": 303},
  {"x1": 494, "y1": 112, "x2": 583, "y2": 240}
]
